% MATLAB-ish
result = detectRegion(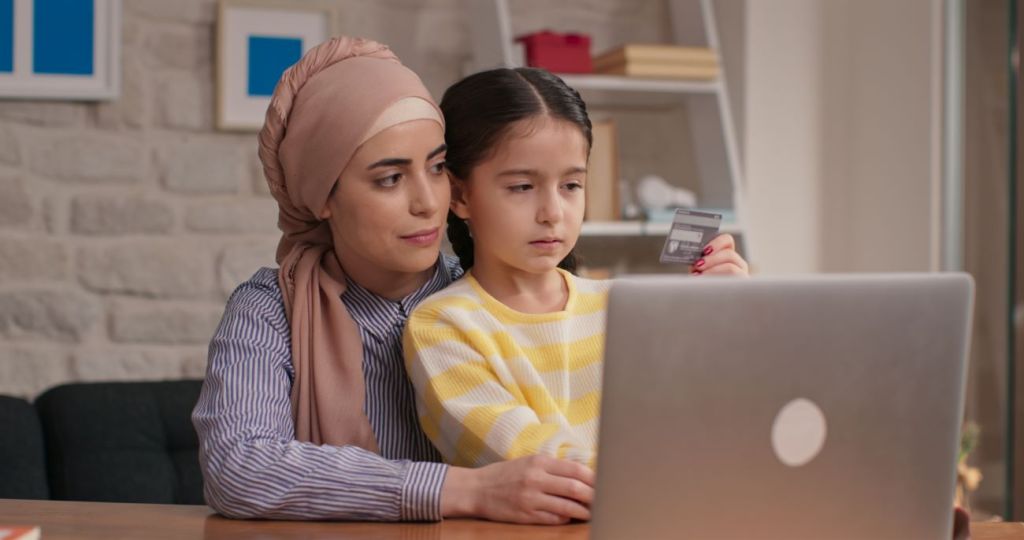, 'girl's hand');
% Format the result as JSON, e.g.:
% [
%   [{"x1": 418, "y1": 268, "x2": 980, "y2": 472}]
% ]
[
  {"x1": 441, "y1": 455, "x2": 594, "y2": 525},
  {"x1": 690, "y1": 233, "x2": 749, "y2": 276}
]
